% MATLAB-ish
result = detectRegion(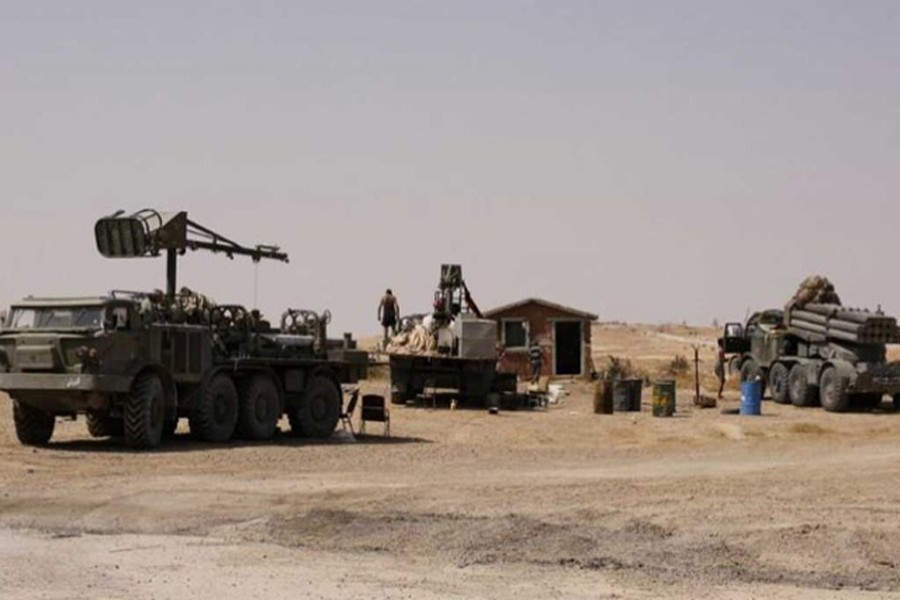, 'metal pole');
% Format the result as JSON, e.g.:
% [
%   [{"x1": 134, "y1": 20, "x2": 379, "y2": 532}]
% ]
[
  {"x1": 253, "y1": 262, "x2": 259, "y2": 309},
  {"x1": 693, "y1": 345, "x2": 701, "y2": 401},
  {"x1": 166, "y1": 249, "x2": 177, "y2": 298}
]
